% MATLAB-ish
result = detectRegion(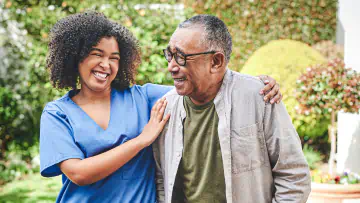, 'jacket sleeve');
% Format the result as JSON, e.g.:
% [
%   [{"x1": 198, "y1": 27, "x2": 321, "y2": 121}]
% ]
[
  {"x1": 263, "y1": 102, "x2": 311, "y2": 203},
  {"x1": 153, "y1": 128, "x2": 167, "y2": 203}
]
